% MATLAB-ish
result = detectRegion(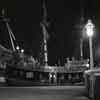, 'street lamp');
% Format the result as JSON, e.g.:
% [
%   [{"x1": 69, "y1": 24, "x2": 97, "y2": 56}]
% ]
[{"x1": 85, "y1": 19, "x2": 95, "y2": 69}]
